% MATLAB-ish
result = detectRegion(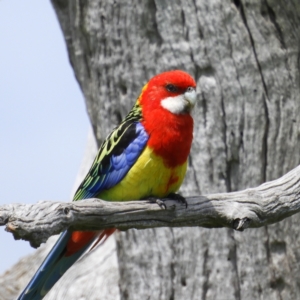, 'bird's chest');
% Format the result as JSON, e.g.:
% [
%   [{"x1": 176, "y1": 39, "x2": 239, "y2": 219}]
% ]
[{"x1": 98, "y1": 147, "x2": 187, "y2": 201}]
